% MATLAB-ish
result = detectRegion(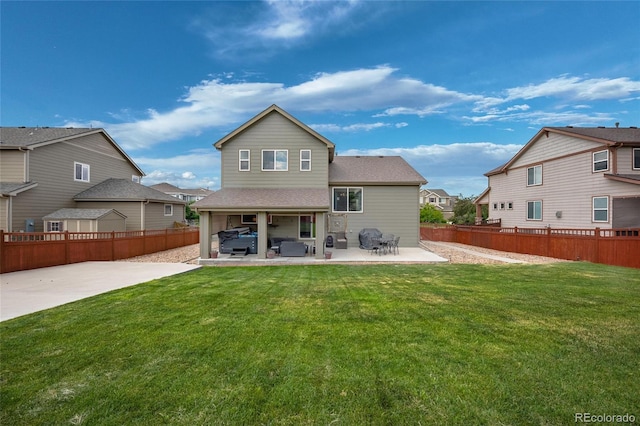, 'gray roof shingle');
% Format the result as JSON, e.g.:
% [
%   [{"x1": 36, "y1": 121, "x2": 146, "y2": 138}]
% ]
[
  {"x1": 74, "y1": 178, "x2": 186, "y2": 204},
  {"x1": 0, "y1": 127, "x2": 97, "y2": 147},
  {"x1": 43, "y1": 208, "x2": 126, "y2": 220},
  {"x1": 329, "y1": 156, "x2": 426, "y2": 185},
  {"x1": 193, "y1": 188, "x2": 329, "y2": 211}
]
